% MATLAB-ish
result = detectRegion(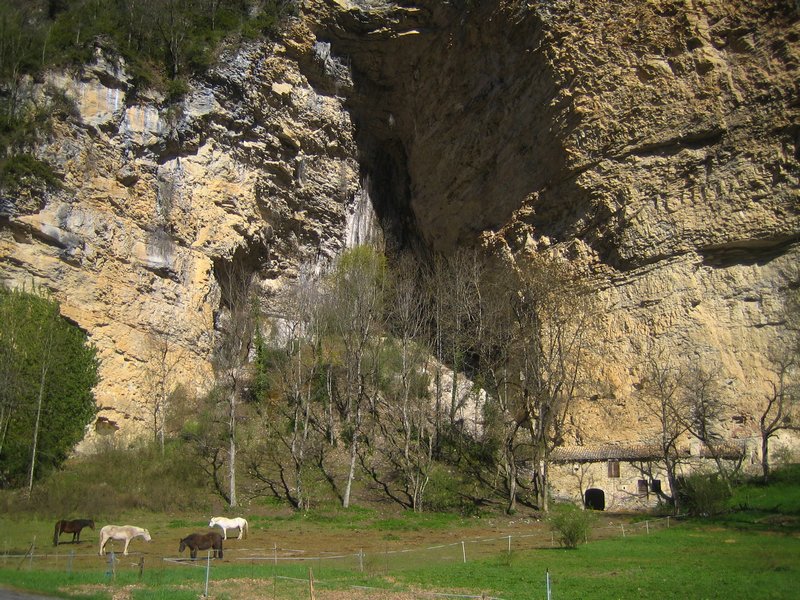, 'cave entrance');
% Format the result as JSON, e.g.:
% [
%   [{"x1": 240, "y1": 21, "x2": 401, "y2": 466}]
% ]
[{"x1": 584, "y1": 488, "x2": 605, "y2": 511}]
